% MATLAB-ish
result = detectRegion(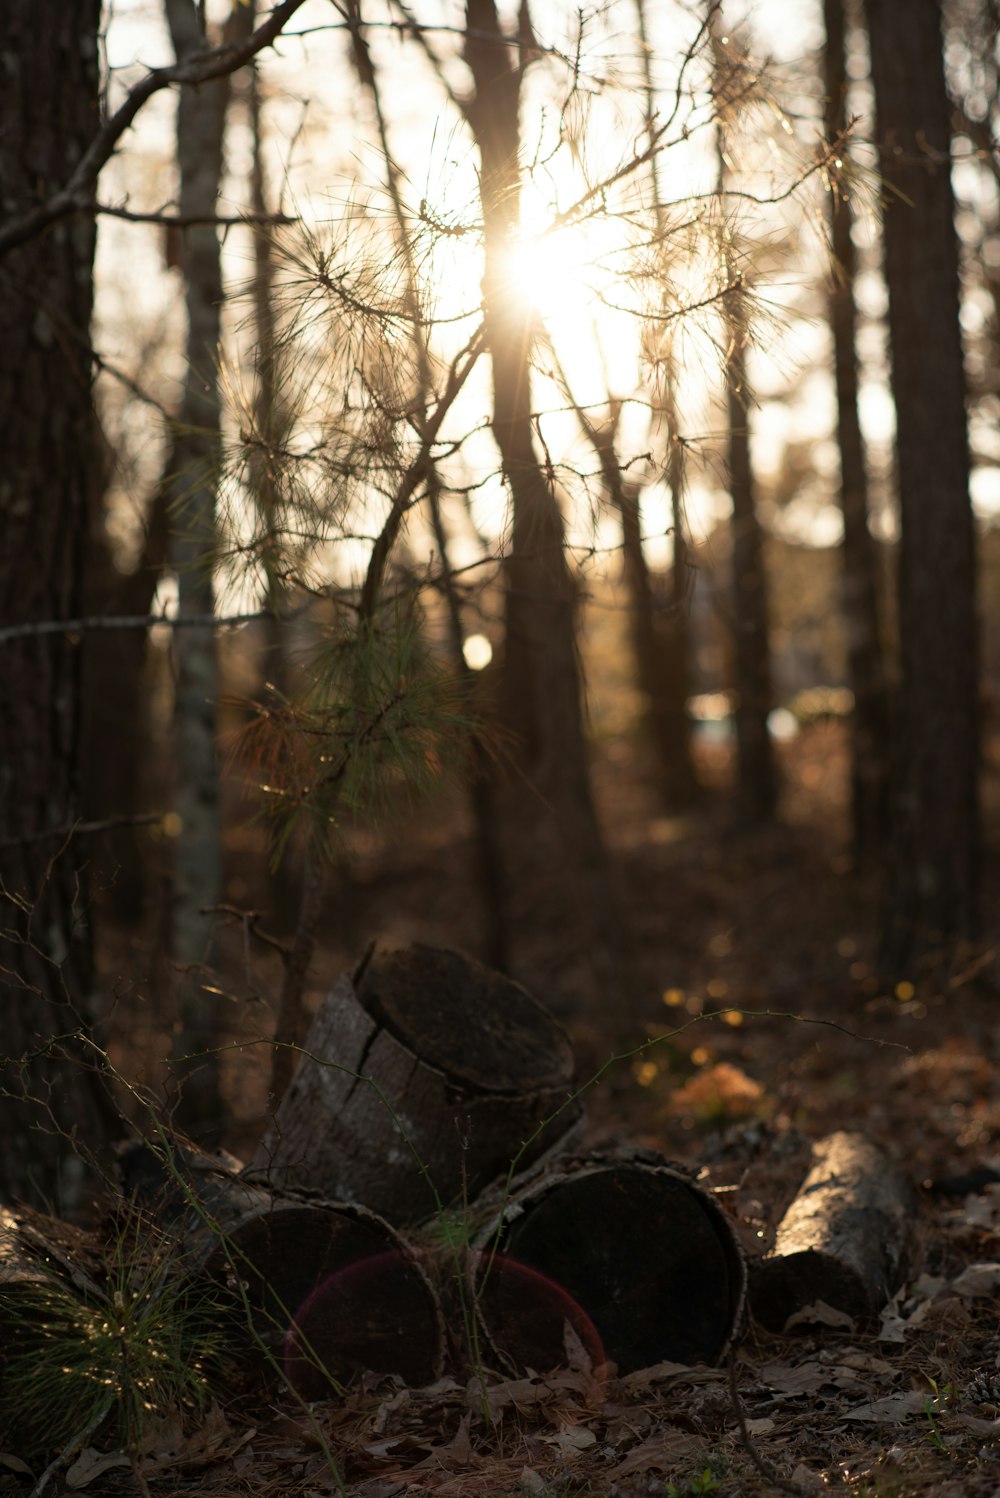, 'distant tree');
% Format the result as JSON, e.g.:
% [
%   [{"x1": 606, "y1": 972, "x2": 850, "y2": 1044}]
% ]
[
  {"x1": 822, "y1": 0, "x2": 890, "y2": 862},
  {"x1": 164, "y1": 0, "x2": 244, "y2": 1135},
  {"x1": 460, "y1": 0, "x2": 641, "y2": 1010},
  {"x1": 712, "y1": 19, "x2": 777, "y2": 825},
  {"x1": 0, "y1": 0, "x2": 116, "y2": 1209},
  {"x1": 866, "y1": 0, "x2": 980, "y2": 973}
]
